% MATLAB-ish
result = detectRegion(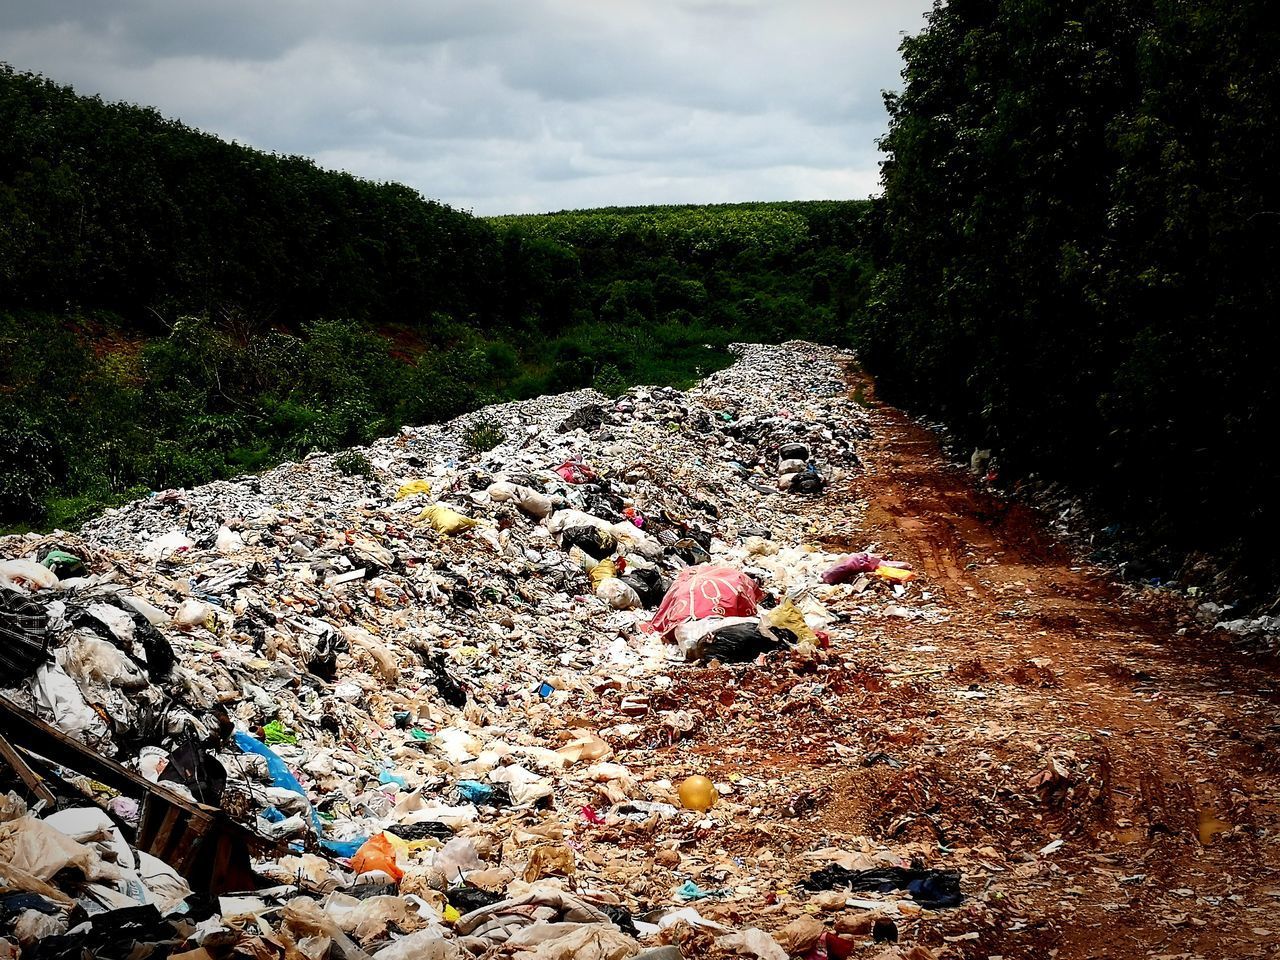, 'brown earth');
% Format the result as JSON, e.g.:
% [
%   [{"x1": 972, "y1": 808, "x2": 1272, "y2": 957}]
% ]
[{"x1": 627, "y1": 364, "x2": 1280, "y2": 960}]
